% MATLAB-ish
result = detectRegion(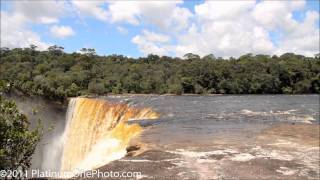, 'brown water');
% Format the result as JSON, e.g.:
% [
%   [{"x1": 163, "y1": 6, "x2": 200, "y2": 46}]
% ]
[{"x1": 105, "y1": 95, "x2": 319, "y2": 149}]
